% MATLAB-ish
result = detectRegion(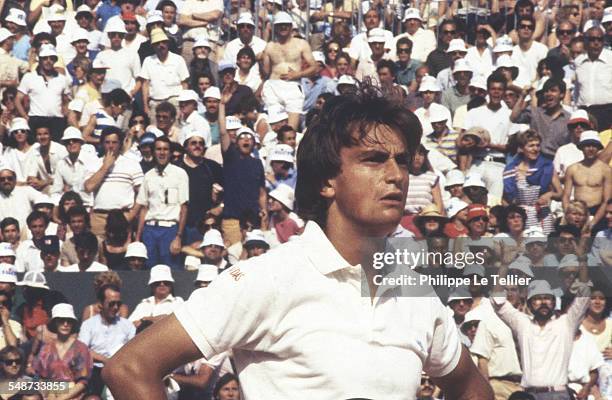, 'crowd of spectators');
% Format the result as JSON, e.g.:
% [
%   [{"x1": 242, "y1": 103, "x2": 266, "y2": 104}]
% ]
[{"x1": 0, "y1": 0, "x2": 610, "y2": 397}]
